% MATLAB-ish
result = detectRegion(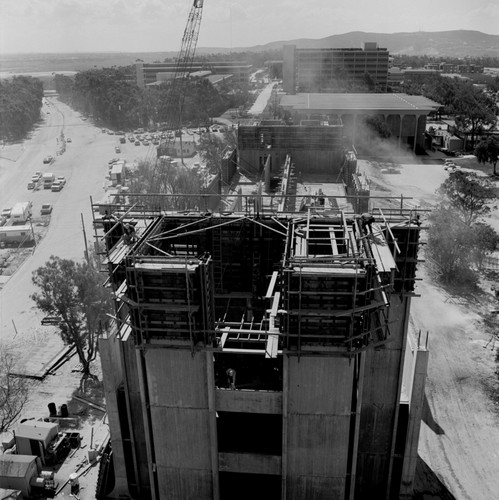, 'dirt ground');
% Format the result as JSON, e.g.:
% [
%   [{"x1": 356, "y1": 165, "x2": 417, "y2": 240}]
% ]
[{"x1": 359, "y1": 154, "x2": 499, "y2": 500}]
